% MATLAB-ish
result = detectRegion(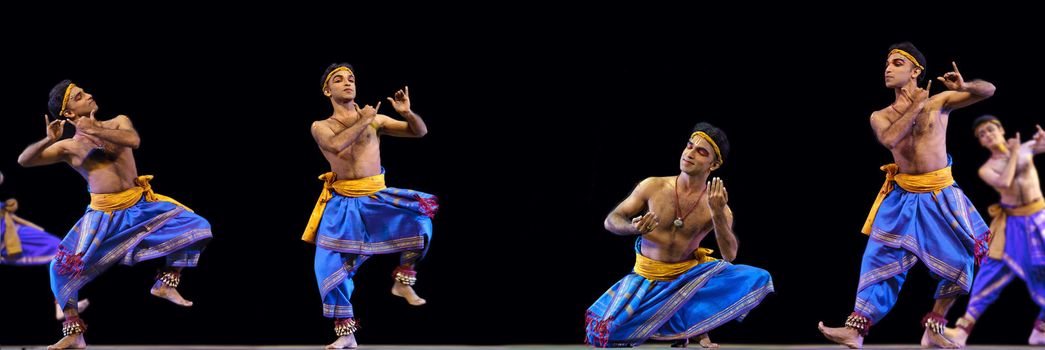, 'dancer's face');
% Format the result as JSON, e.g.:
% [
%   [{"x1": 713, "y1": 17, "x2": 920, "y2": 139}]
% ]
[
  {"x1": 680, "y1": 137, "x2": 719, "y2": 174},
  {"x1": 325, "y1": 70, "x2": 357, "y2": 100},
  {"x1": 975, "y1": 122, "x2": 1005, "y2": 149},
  {"x1": 884, "y1": 53, "x2": 921, "y2": 89},
  {"x1": 62, "y1": 85, "x2": 98, "y2": 118}
]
